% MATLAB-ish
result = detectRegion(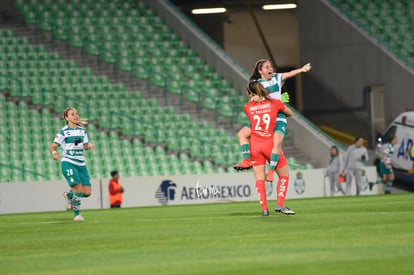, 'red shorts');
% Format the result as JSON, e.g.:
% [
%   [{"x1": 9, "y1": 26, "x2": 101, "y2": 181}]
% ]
[{"x1": 250, "y1": 138, "x2": 287, "y2": 168}]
